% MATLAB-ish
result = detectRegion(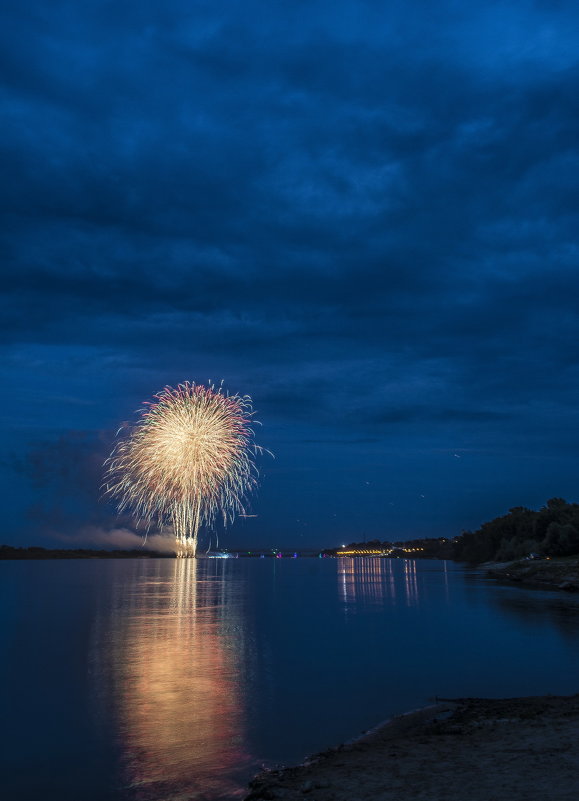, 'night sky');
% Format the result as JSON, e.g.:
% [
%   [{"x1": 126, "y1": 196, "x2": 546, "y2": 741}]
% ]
[{"x1": 3, "y1": 1, "x2": 579, "y2": 551}]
